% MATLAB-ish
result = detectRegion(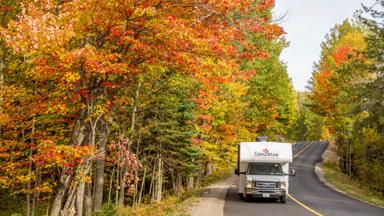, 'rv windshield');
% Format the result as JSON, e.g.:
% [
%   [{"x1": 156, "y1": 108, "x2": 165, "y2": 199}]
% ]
[{"x1": 247, "y1": 163, "x2": 283, "y2": 175}]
